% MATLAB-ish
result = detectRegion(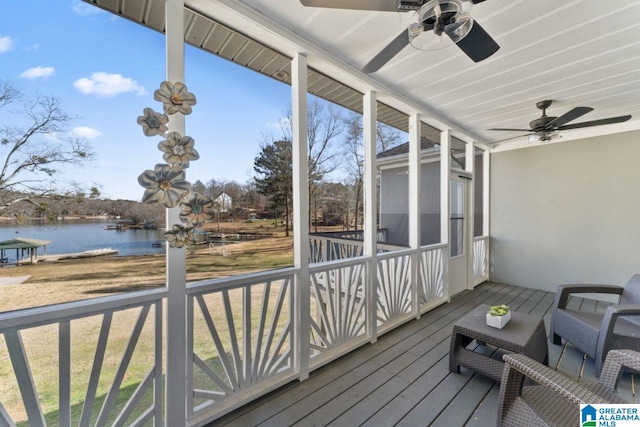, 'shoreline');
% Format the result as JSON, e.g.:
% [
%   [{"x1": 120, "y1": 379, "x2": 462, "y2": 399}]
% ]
[{"x1": 0, "y1": 215, "x2": 115, "y2": 222}]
